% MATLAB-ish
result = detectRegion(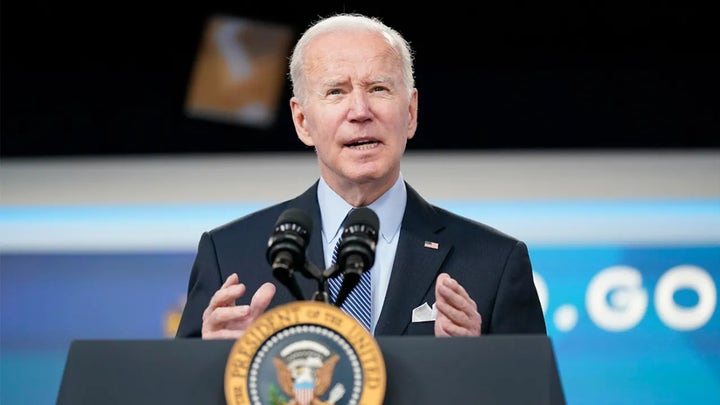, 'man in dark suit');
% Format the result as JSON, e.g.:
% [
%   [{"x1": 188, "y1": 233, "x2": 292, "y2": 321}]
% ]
[{"x1": 176, "y1": 13, "x2": 546, "y2": 339}]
